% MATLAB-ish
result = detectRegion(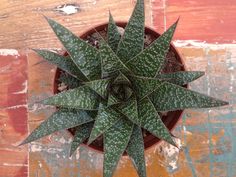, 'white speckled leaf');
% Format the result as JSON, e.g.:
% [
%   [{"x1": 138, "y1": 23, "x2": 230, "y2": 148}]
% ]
[
  {"x1": 150, "y1": 82, "x2": 228, "y2": 111},
  {"x1": 70, "y1": 122, "x2": 94, "y2": 156},
  {"x1": 85, "y1": 79, "x2": 110, "y2": 99},
  {"x1": 88, "y1": 106, "x2": 121, "y2": 144},
  {"x1": 126, "y1": 125, "x2": 146, "y2": 177},
  {"x1": 108, "y1": 12, "x2": 121, "y2": 52},
  {"x1": 118, "y1": 97, "x2": 138, "y2": 121},
  {"x1": 104, "y1": 118, "x2": 134, "y2": 177},
  {"x1": 126, "y1": 20, "x2": 178, "y2": 77},
  {"x1": 33, "y1": 49, "x2": 87, "y2": 81},
  {"x1": 137, "y1": 98, "x2": 176, "y2": 146},
  {"x1": 156, "y1": 71, "x2": 205, "y2": 85},
  {"x1": 113, "y1": 72, "x2": 131, "y2": 84},
  {"x1": 116, "y1": 0, "x2": 144, "y2": 62},
  {"x1": 20, "y1": 109, "x2": 93, "y2": 145},
  {"x1": 128, "y1": 75, "x2": 162, "y2": 100},
  {"x1": 46, "y1": 17, "x2": 100, "y2": 80},
  {"x1": 41, "y1": 86, "x2": 100, "y2": 110},
  {"x1": 100, "y1": 39, "x2": 130, "y2": 77},
  {"x1": 107, "y1": 93, "x2": 121, "y2": 106},
  {"x1": 58, "y1": 73, "x2": 81, "y2": 89}
]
